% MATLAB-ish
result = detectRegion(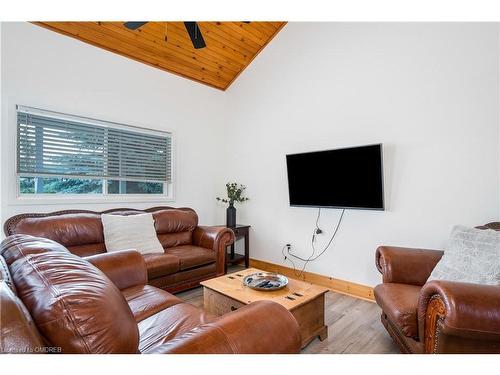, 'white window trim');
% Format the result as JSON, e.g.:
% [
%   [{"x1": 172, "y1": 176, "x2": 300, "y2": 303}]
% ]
[{"x1": 12, "y1": 104, "x2": 176, "y2": 205}]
